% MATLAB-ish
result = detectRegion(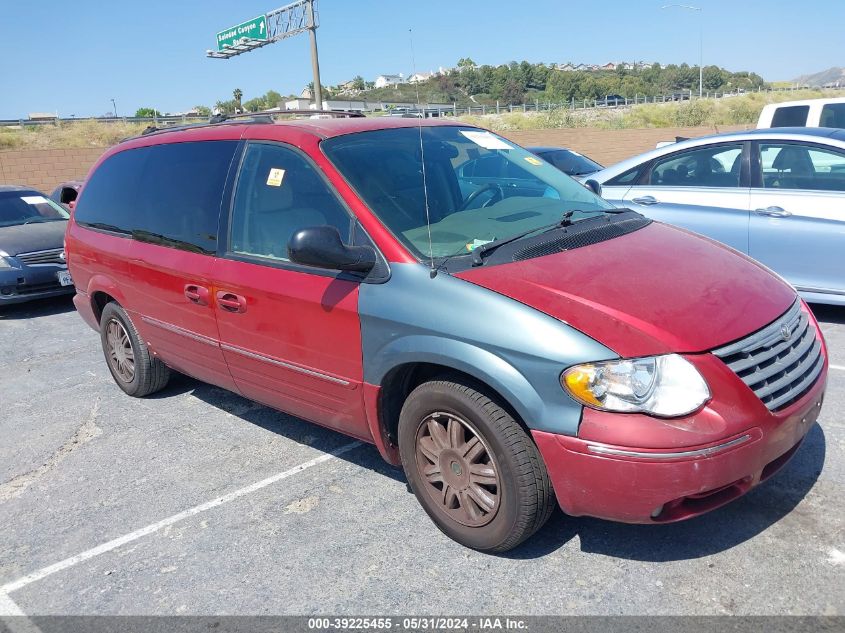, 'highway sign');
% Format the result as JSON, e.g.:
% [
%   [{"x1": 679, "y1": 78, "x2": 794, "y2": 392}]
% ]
[{"x1": 216, "y1": 16, "x2": 268, "y2": 51}]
